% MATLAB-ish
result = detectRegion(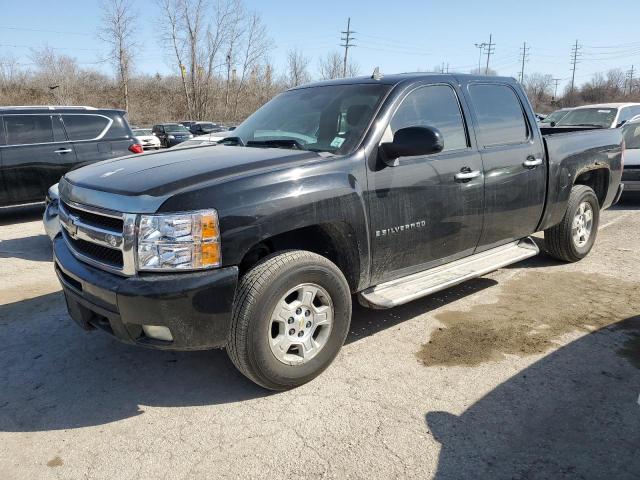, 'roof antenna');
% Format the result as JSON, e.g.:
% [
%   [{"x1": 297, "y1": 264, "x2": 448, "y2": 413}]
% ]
[{"x1": 371, "y1": 67, "x2": 383, "y2": 81}]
